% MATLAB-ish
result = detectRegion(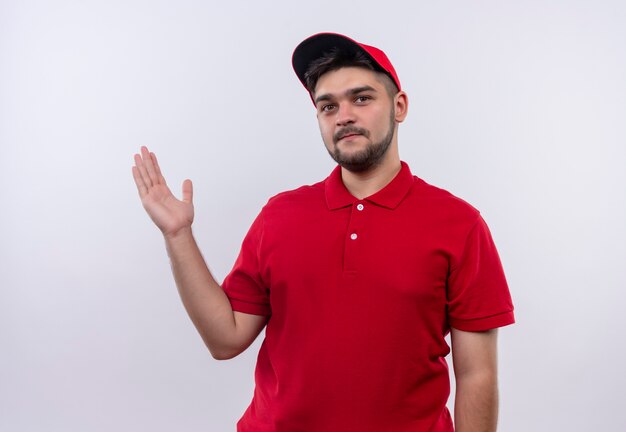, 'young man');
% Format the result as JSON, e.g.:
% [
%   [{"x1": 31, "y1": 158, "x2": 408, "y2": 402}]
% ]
[{"x1": 132, "y1": 33, "x2": 514, "y2": 432}]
